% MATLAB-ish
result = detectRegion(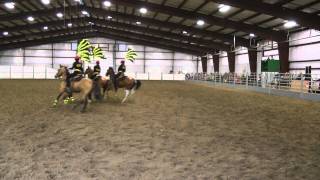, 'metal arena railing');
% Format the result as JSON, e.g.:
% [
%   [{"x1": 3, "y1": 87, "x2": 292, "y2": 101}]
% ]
[{"x1": 186, "y1": 72, "x2": 320, "y2": 95}]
